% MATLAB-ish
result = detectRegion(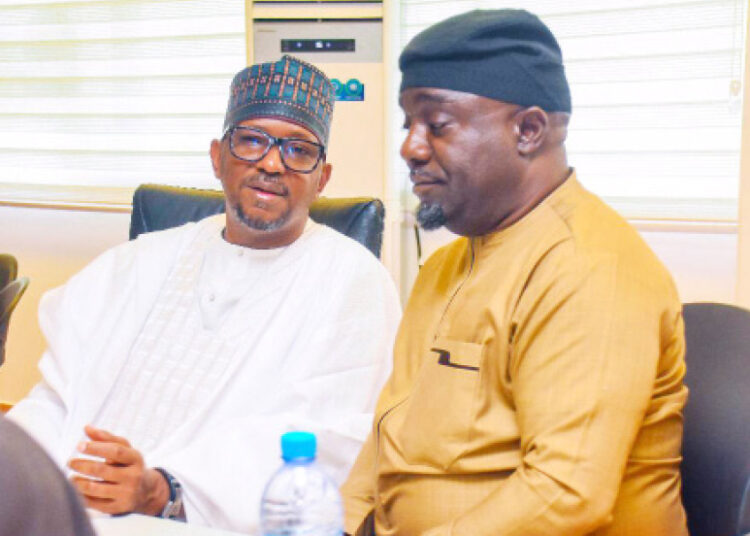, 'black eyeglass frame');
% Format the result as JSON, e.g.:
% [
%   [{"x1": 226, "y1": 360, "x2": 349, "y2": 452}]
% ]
[{"x1": 223, "y1": 126, "x2": 326, "y2": 173}]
